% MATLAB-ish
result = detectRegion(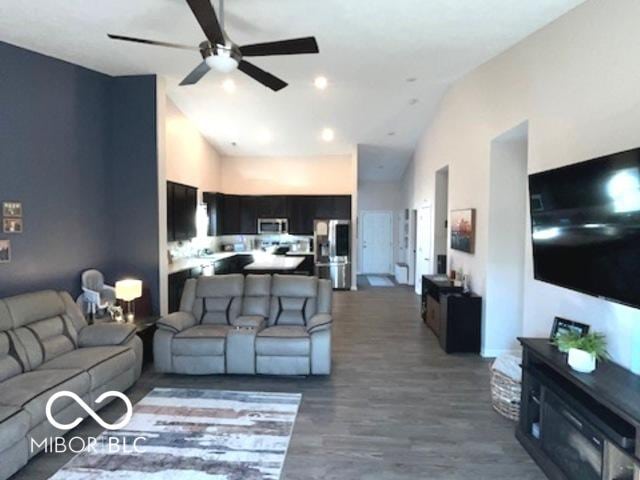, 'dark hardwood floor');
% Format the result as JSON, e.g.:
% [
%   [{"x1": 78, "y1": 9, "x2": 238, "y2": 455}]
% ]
[{"x1": 14, "y1": 284, "x2": 543, "y2": 479}]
